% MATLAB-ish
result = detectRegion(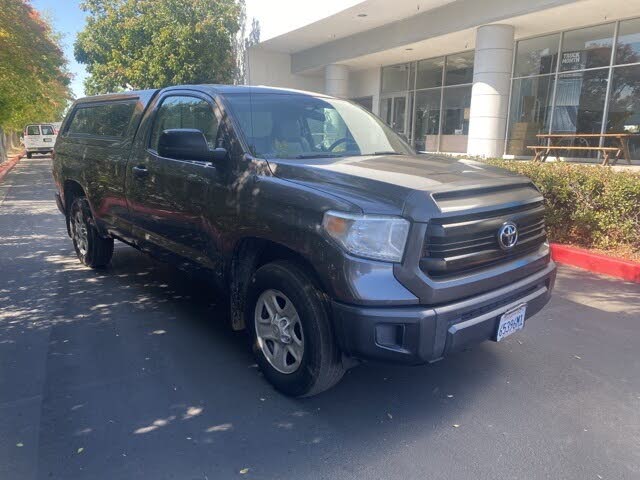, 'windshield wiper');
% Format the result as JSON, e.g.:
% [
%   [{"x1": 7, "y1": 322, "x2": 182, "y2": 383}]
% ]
[
  {"x1": 370, "y1": 151, "x2": 403, "y2": 156},
  {"x1": 292, "y1": 153, "x2": 346, "y2": 159}
]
